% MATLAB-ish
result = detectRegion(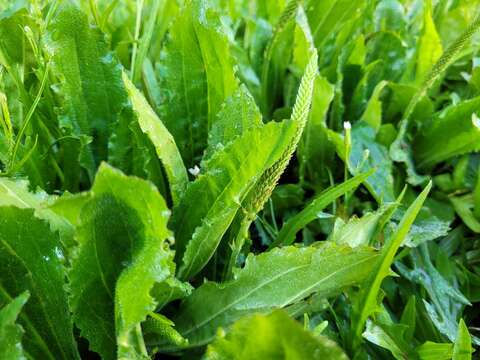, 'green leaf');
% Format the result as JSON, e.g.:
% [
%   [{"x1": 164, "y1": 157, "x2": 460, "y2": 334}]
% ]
[
  {"x1": 0, "y1": 207, "x2": 80, "y2": 360},
  {"x1": 416, "y1": 341, "x2": 453, "y2": 360},
  {"x1": 203, "y1": 310, "x2": 348, "y2": 360},
  {"x1": 350, "y1": 182, "x2": 432, "y2": 351},
  {"x1": 0, "y1": 178, "x2": 74, "y2": 247},
  {"x1": 400, "y1": 203, "x2": 452, "y2": 247},
  {"x1": 360, "y1": 80, "x2": 388, "y2": 132},
  {"x1": 43, "y1": 3, "x2": 129, "y2": 186},
  {"x1": 260, "y1": 0, "x2": 298, "y2": 116},
  {"x1": 271, "y1": 170, "x2": 373, "y2": 248},
  {"x1": 122, "y1": 72, "x2": 188, "y2": 205},
  {"x1": 0, "y1": 3, "x2": 31, "y2": 65},
  {"x1": 450, "y1": 194, "x2": 480, "y2": 233},
  {"x1": 172, "y1": 120, "x2": 296, "y2": 280},
  {"x1": 224, "y1": 50, "x2": 319, "y2": 277},
  {"x1": 204, "y1": 84, "x2": 263, "y2": 163},
  {"x1": 306, "y1": 0, "x2": 367, "y2": 49},
  {"x1": 151, "y1": 277, "x2": 193, "y2": 311},
  {"x1": 390, "y1": 13, "x2": 480, "y2": 185},
  {"x1": 158, "y1": 0, "x2": 238, "y2": 167},
  {"x1": 452, "y1": 319, "x2": 472, "y2": 360},
  {"x1": 108, "y1": 104, "x2": 168, "y2": 200},
  {"x1": 158, "y1": 243, "x2": 378, "y2": 350},
  {"x1": 69, "y1": 163, "x2": 174, "y2": 360},
  {"x1": 406, "y1": 2, "x2": 443, "y2": 87},
  {"x1": 348, "y1": 60, "x2": 384, "y2": 122},
  {"x1": 363, "y1": 319, "x2": 413, "y2": 360},
  {"x1": 366, "y1": 31, "x2": 406, "y2": 82},
  {"x1": 349, "y1": 122, "x2": 395, "y2": 203},
  {"x1": 396, "y1": 245, "x2": 470, "y2": 343},
  {"x1": 0, "y1": 291, "x2": 29, "y2": 360},
  {"x1": 298, "y1": 74, "x2": 335, "y2": 183},
  {"x1": 329, "y1": 205, "x2": 389, "y2": 247},
  {"x1": 414, "y1": 97, "x2": 480, "y2": 168}
]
